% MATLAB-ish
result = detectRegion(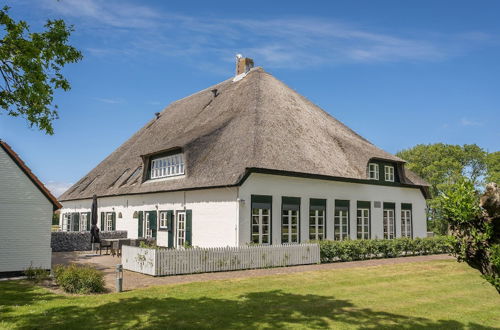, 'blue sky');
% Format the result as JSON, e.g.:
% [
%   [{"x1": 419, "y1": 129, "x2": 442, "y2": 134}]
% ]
[{"x1": 1, "y1": 0, "x2": 499, "y2": 196}]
